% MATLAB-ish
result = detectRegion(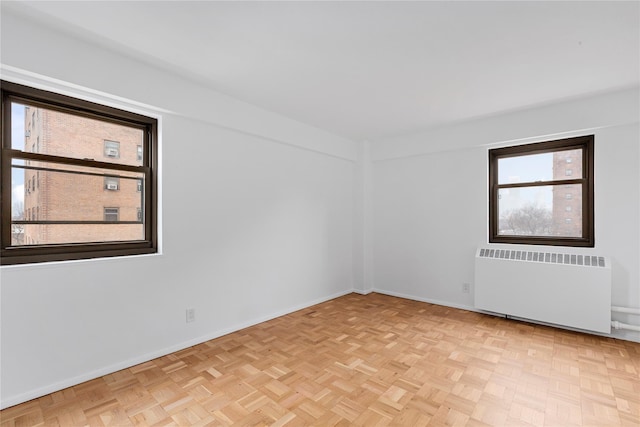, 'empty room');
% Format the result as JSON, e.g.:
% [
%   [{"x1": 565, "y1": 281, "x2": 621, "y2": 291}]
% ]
[{"x1": 1, "y1": 1, "x2": 639, "y2": 426}]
